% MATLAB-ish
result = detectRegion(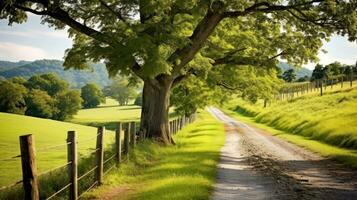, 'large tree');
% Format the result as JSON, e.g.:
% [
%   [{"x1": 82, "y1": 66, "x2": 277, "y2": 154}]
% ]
[{"x1": 1, "y1": 0, "x2": 356, "y2": 144}]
